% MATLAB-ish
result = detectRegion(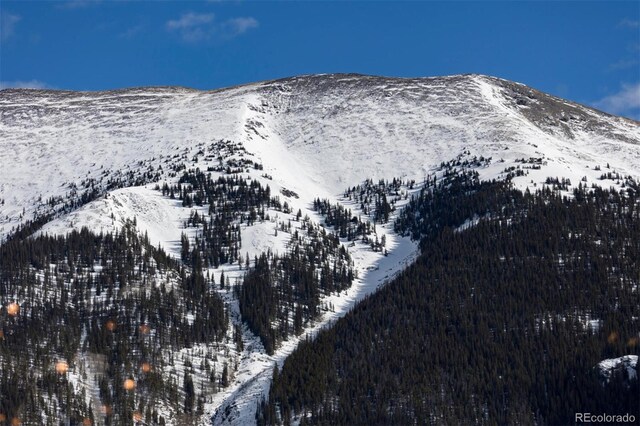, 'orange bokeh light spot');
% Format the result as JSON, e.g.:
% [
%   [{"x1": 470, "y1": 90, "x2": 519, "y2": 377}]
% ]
[
  {"x1": 607, "y1": 331, "x2": 619, "y2": 344},
  {"x1": 141, "y1": 362, "x2": 152, "y2": 373},
  {"x1": 55, "y1": 360, "x2": 69, "y2": 374},
  {"x1": 139, "y1": 324, "x2": 150, "y2": 334},
  {"x1": 0, "y1": 413, "x2": 6, "y2": 421},
  {"x1": 6, "y1": 303, "x2": 19, "y2": 317},
  {"x1": 123, "y1": 378, "x2": 136, "y2": 390},
  {"x1": 105, "y1": 320, "x2": 116, "y2": 331},
  {"x1": 82, "y1": 419, "x2": 92, "y2": 426},
  {"x1": 11, "y1": 417, "x2": 21, "y2": 426},
  {"x1": 100, "y1": 405, "x2": 112, "y2": 415},
  {"x1": 133, "y1": 412, "x2": 143, "y2": 422}
]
